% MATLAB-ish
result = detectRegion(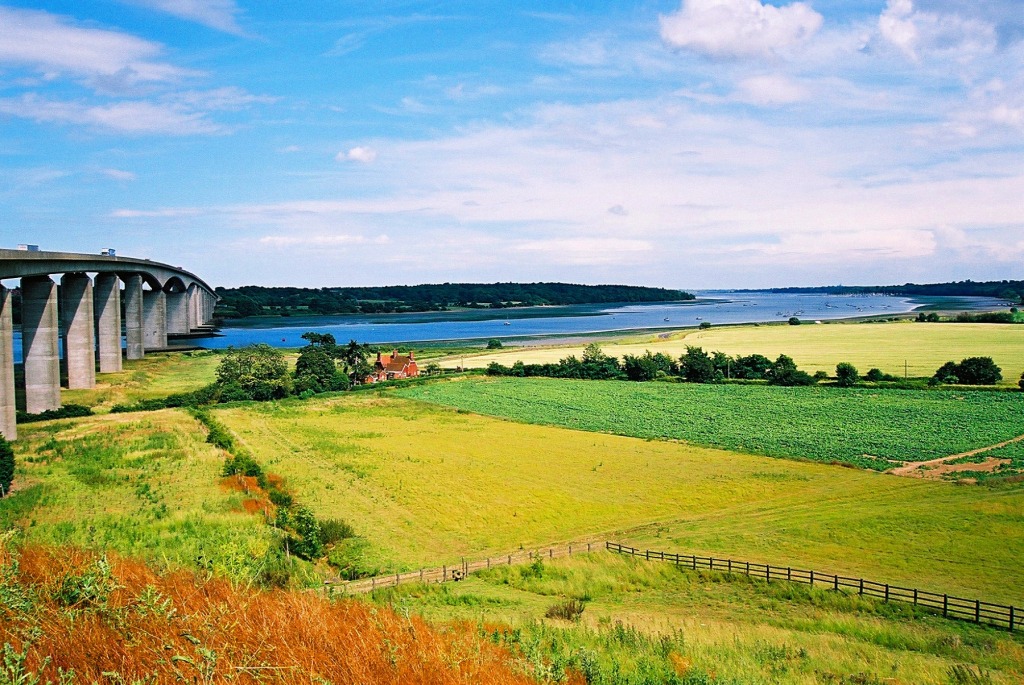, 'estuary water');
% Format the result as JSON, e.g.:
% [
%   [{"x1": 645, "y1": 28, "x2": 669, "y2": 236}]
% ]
[{"x1": 183, "y1": 290, "x2": 1005, "y2": 349}]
